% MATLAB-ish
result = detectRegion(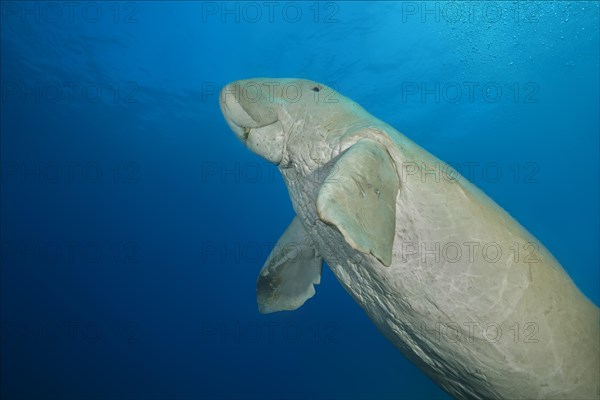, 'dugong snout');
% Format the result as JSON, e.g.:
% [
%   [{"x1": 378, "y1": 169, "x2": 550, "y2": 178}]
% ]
[
  {"x1": 220, "y1": 81, "x2": 278, "y2": 132},
  {"x1": 220, "y1": 80, "x2": 285, "y2": 164}
]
